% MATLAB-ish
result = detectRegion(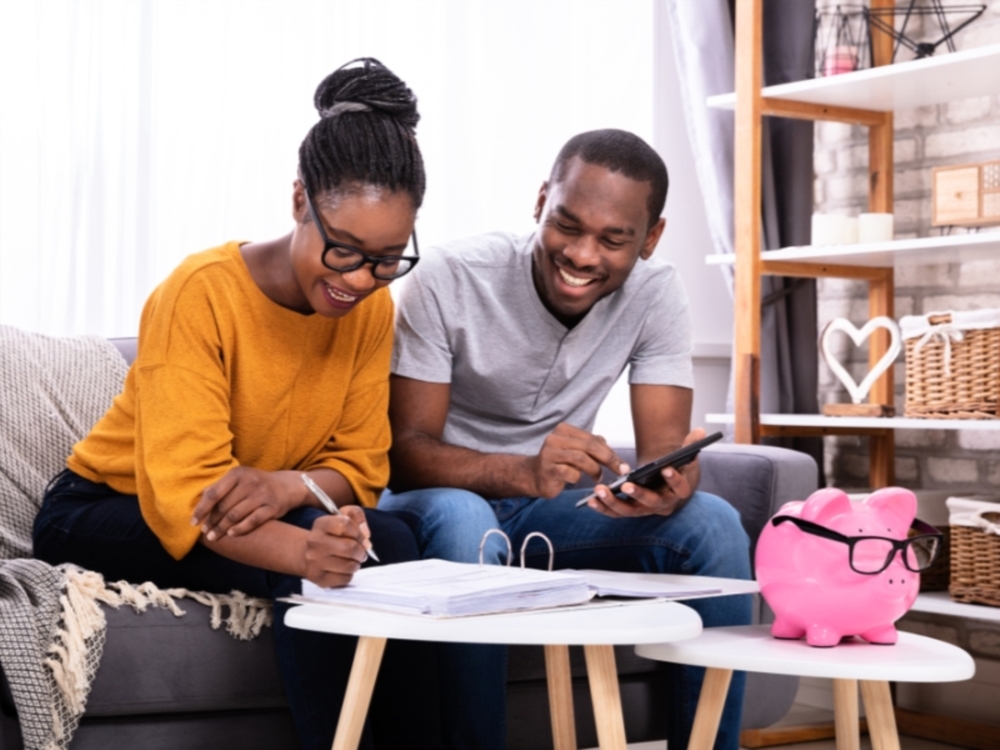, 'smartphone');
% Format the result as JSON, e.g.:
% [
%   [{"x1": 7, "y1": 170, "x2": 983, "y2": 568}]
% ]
[{"x1": 575, "y1": 431, "x2": 724, "y2": 507}]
